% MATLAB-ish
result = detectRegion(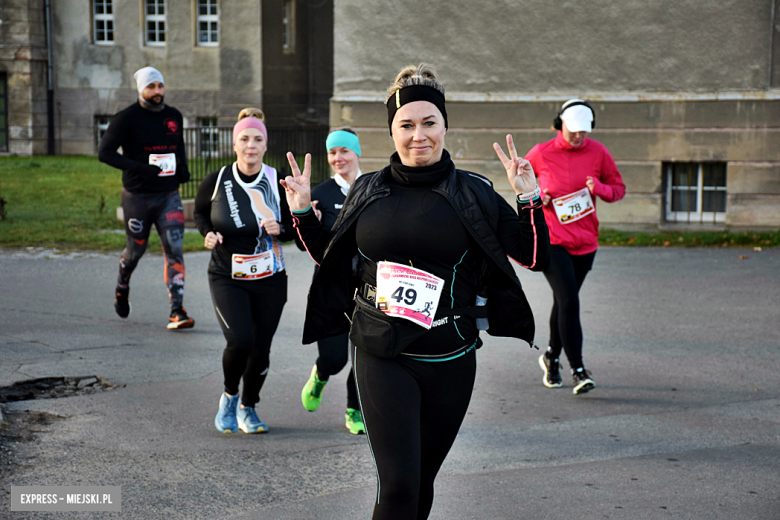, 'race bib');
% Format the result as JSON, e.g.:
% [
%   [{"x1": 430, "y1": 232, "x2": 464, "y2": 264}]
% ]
[
  {"x1": 375, "y1": 261, "x2": 444, "y2": 329},
  {"x1": 231, "y1": 252, "x2": 273, "y2": 280},
  {"x1": 552, "y1": 187, "x2": 594, "y2": 224},
  {"x1": 149, "y1": 153, "x2": 176, "y2": 177}
]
